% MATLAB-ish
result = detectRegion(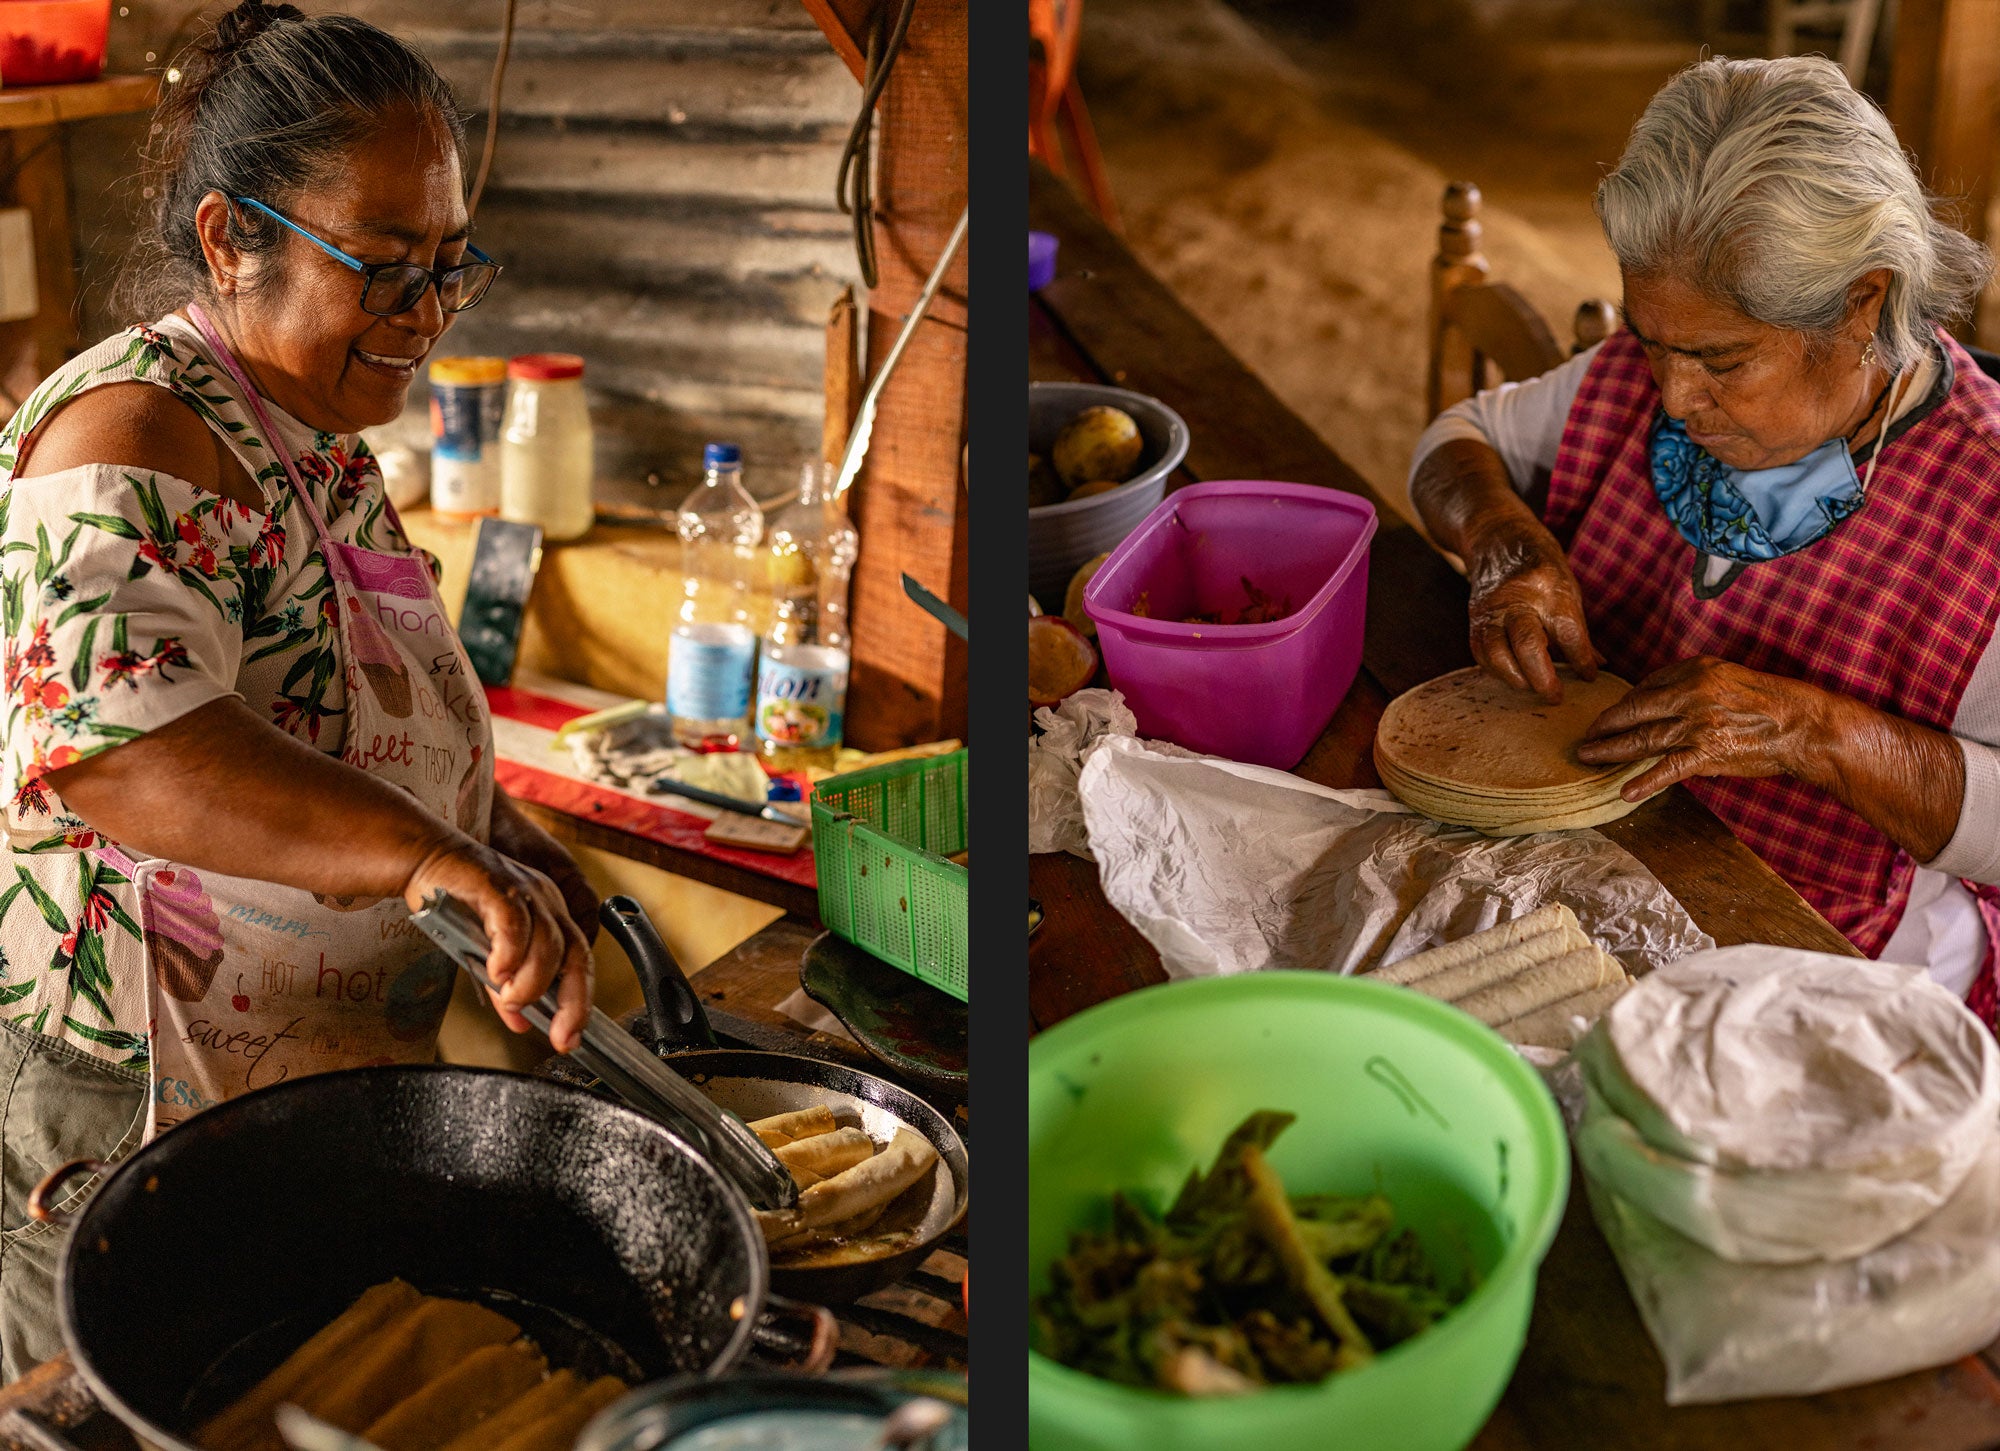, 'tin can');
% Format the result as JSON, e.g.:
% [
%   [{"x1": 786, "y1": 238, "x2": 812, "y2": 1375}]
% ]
[{"x1": 428, "y1": 355, "x2": 508, "y2": 519}]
